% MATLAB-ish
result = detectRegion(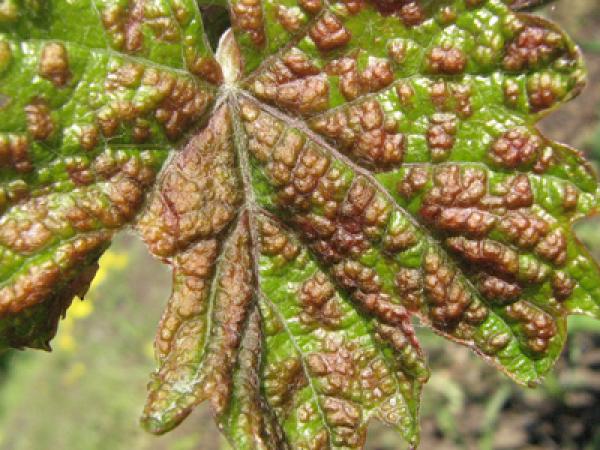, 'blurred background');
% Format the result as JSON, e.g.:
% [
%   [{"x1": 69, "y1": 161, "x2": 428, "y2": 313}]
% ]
[{"x1": 0, "y1": 1, "x2": 599, "y2": 449}]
